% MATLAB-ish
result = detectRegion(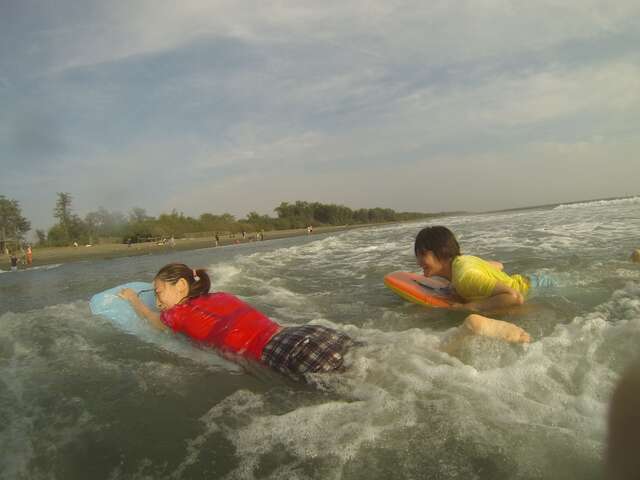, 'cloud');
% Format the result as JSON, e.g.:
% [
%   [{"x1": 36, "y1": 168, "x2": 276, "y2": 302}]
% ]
[
  {"x1": 1, "y1": 110, "x2": 68, "y2": 167},
  {"x1": 3, "y1": 1, "x2": 638, "y2": 76},
  {"x1": 2, "y1": 1, "x2": 639, "y2": 231}
]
